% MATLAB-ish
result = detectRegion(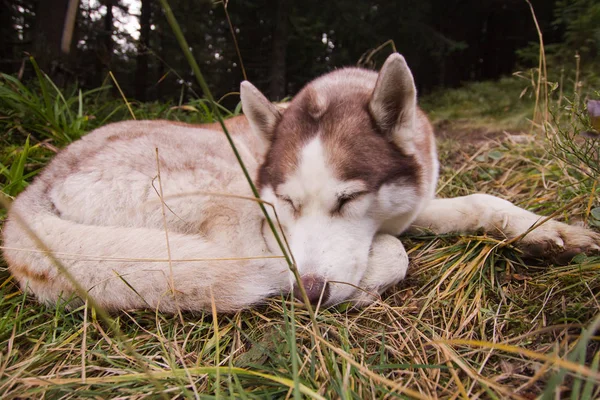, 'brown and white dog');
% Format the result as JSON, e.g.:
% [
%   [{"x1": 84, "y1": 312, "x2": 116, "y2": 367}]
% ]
[{"x1": 2, "y1": 54, "x2": 599, "y2": 312}]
